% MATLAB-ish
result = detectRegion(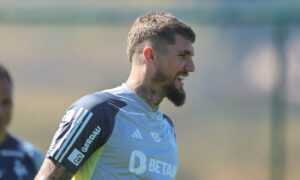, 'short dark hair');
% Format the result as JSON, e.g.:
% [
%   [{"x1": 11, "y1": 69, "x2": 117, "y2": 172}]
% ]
[
  {"x1": 127, "y1": 12, "x2": 196, "y2": 62},
  {"x1": 0, "y1": 65, "x2": 13, "y2": 89}
]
